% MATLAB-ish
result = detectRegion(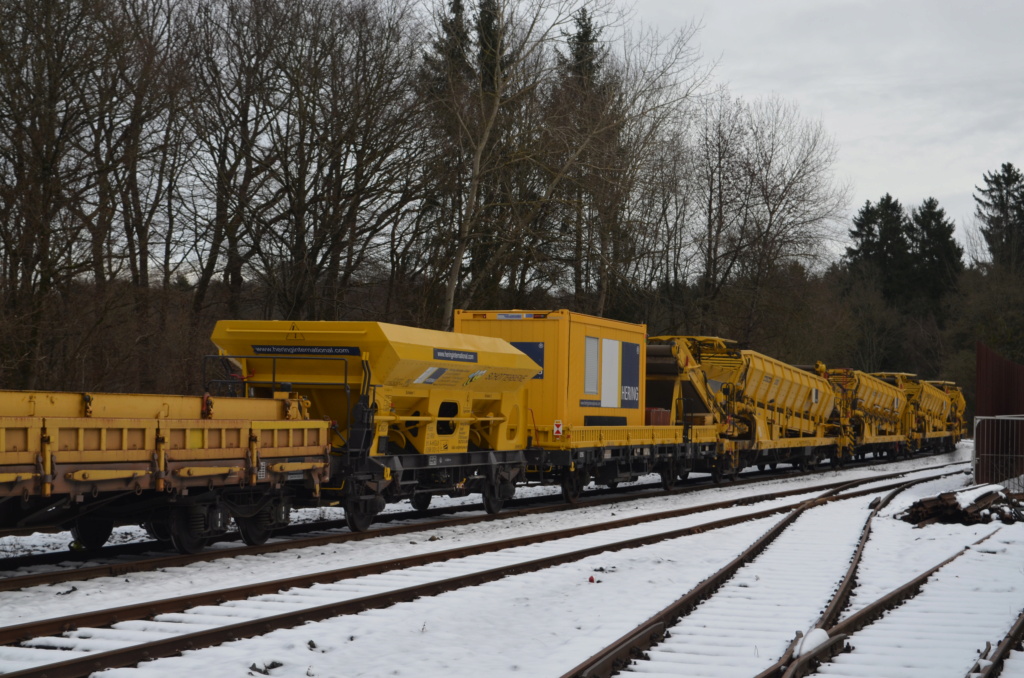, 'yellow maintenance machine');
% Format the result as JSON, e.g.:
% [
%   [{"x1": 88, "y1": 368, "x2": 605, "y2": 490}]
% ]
[
  {"x1": 454, "y1": 310, "x2": 687, "y2": 500},
  {"x1": 0, "y1": 388, "x2": 329, "y2": 551},
  {"x1": 659, "y1": 337, "x2": 838, "y2": 477},
  {"x1": 646, "y1": 336, "x2": 734, "y2": 479},
  {"x1": 825, "y1": 368, "x2": 908, "y2": 460},
  {"x1": 210, "y1": 320, "x2": 540, "y2": 529}
]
